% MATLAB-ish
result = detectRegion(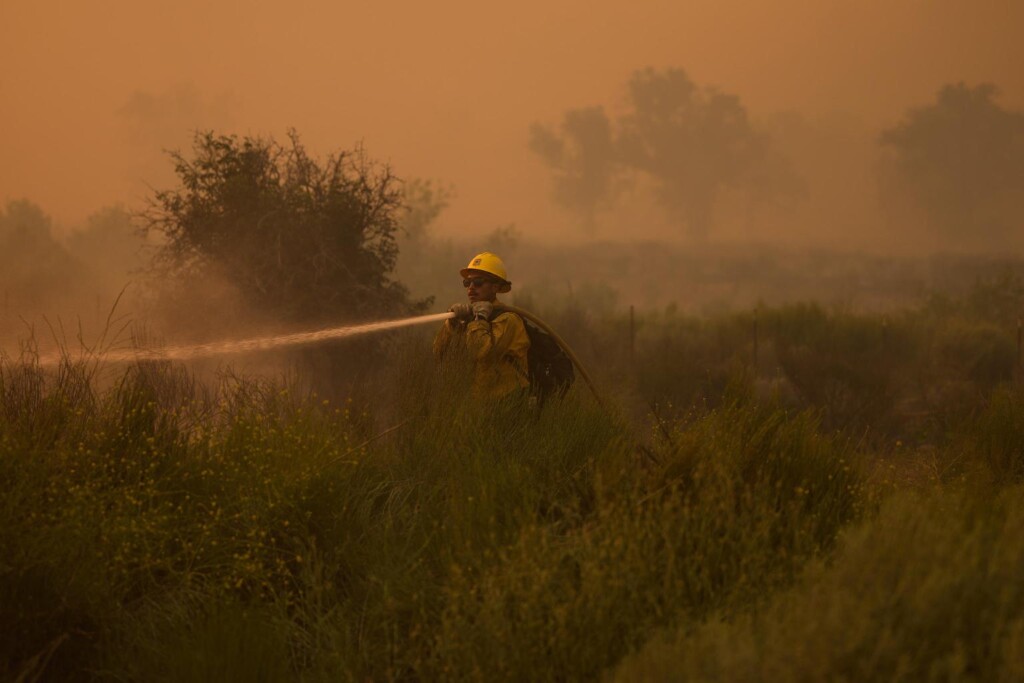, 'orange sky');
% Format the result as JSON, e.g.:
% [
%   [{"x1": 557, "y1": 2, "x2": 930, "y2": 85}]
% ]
[{"x1": 2, "y1": 0, "x2": 1022, "y2": 237}]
